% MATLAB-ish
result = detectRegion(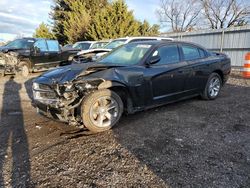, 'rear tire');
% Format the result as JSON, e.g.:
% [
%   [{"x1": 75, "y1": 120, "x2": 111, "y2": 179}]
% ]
[
  {"x1": 201, "y1": 73, "x2": 222, "y2": 100},
  {"x1": 81, "y1": 89, "x2": 123, "y2": 133}
]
